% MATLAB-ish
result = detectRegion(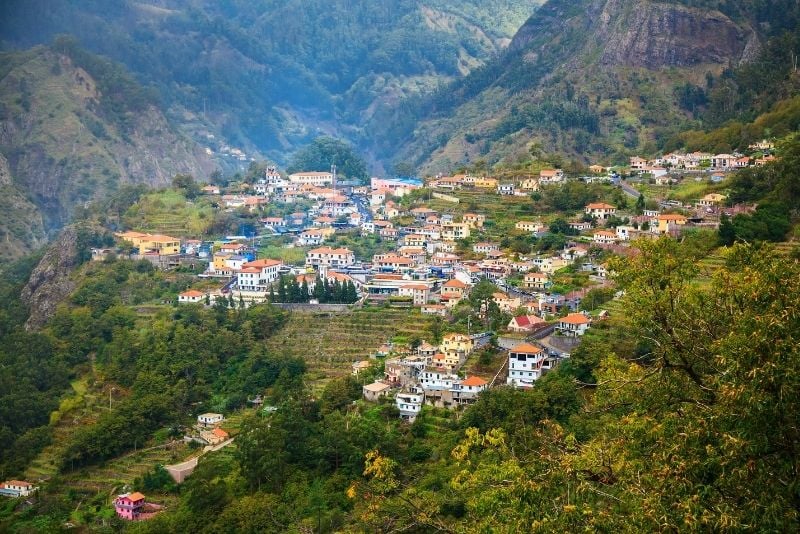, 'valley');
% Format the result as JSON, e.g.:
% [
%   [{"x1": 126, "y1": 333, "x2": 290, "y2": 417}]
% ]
[{"x1": 0, "y1": 0, "x2": 798, "y2": 532}]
